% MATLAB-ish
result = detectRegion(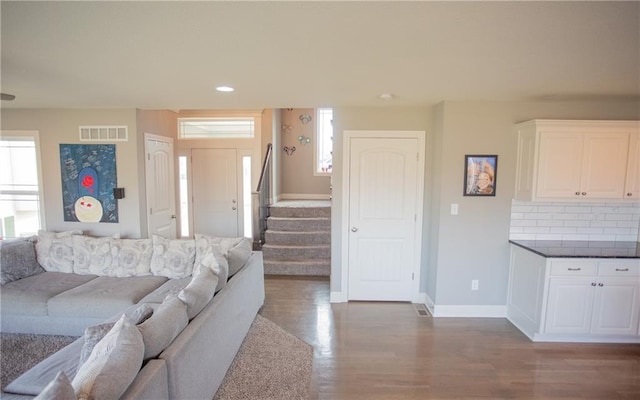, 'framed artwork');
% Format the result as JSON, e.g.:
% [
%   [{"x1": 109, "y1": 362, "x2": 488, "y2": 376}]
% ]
[
  {"x1": 463, "y1": 155, "x2": 497, "y2": 197},
  {"x1": 59, "y1": 144, "x2": 118, "y2": 223}
]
